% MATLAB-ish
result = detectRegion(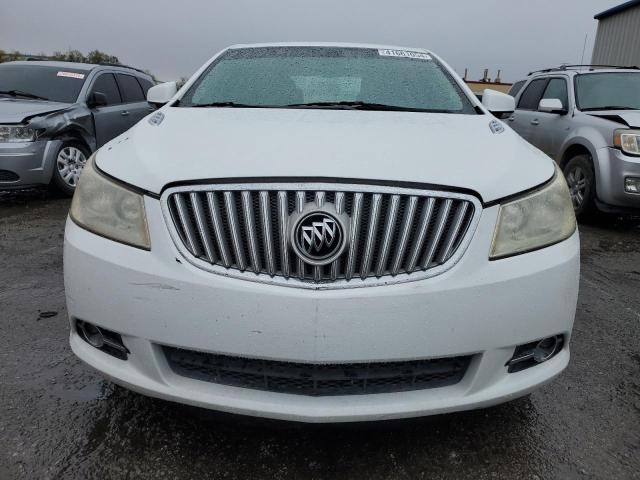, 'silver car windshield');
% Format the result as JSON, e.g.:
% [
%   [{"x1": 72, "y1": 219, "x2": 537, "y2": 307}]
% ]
[
  {"x1": 575, "y1": 72, "x2": 640, "y2": 111},
  {"x1": 178, "y1": 47, "x2": 476, "y2": 113},
  {"x1": 0, "y1": 65, "x2": 87, "y2": 103}
]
